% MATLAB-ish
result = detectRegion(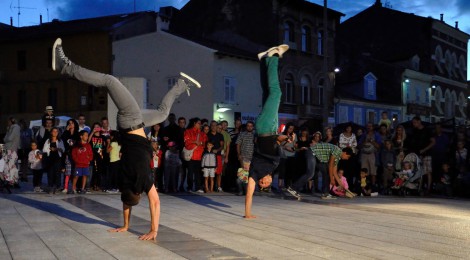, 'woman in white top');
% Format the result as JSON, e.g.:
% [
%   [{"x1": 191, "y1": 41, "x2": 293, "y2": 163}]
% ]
[{"x1": 338, "y1": 124, "x2": 357, "y2": 154}]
